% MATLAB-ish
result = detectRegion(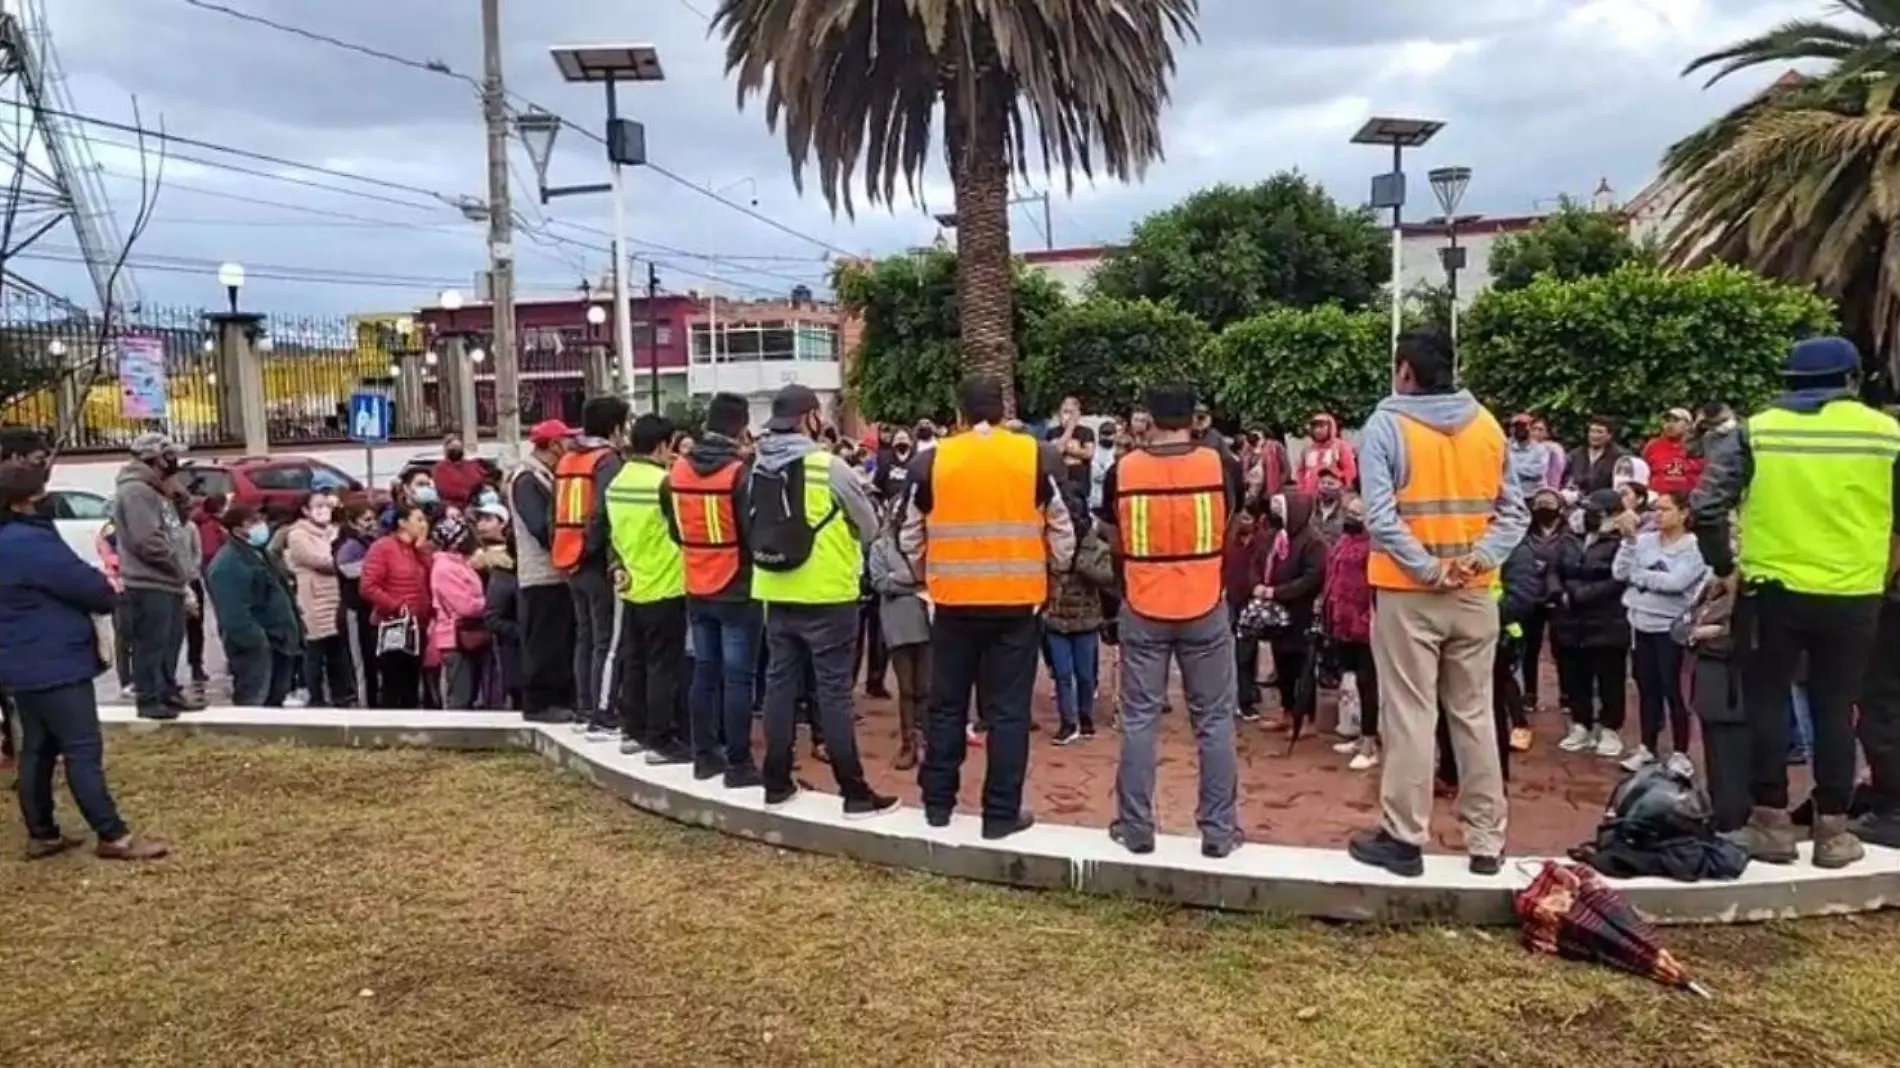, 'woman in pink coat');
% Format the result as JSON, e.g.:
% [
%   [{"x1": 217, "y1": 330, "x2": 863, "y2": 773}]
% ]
[{"x1": 427, "y1": 515, "x2": 489, "y2": 709}]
